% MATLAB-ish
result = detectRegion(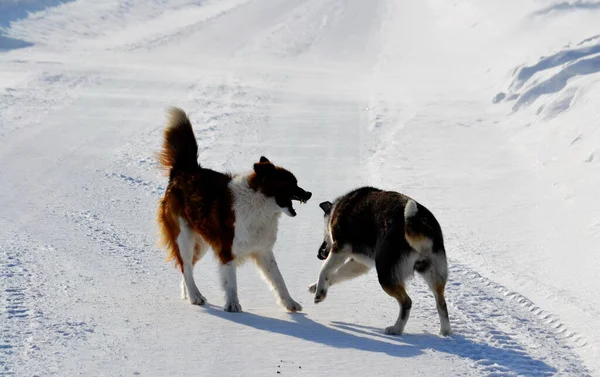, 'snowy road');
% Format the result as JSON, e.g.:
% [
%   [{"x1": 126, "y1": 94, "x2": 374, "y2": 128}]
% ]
[{"x1": 1, "y1": 0, "x2": 599, "y2": 376}]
